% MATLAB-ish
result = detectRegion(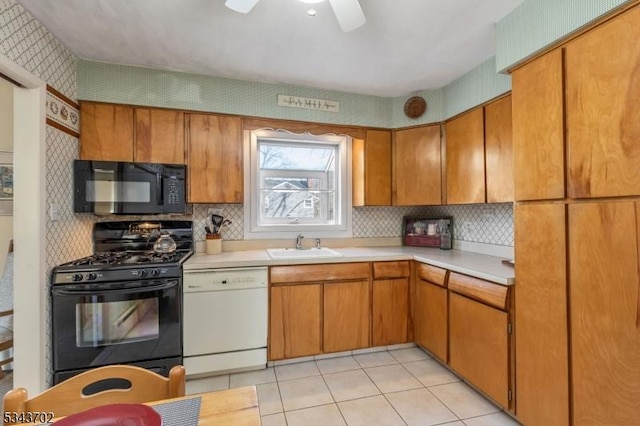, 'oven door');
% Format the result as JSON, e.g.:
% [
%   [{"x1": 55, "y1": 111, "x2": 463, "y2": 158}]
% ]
[{"x1": 51, "y1": 279, "x2": 182, "y2": 373}]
